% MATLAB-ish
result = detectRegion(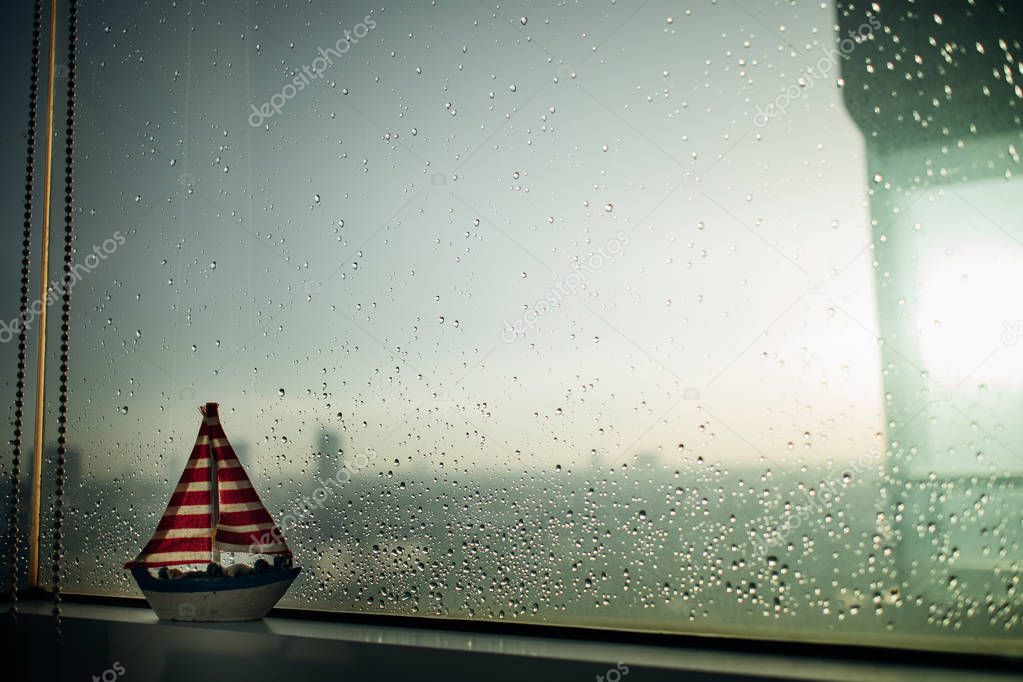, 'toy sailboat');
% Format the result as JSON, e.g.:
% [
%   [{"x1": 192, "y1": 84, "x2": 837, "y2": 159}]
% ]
[{"x1": 125, "y1": 402, "x2": 300, "y2": 621}]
